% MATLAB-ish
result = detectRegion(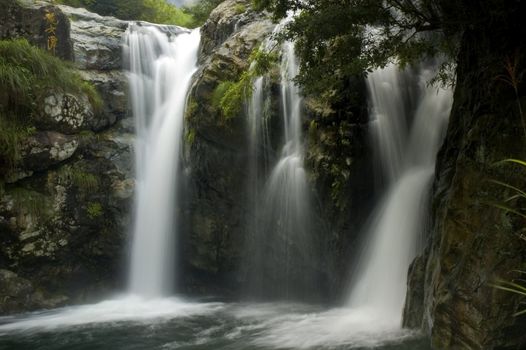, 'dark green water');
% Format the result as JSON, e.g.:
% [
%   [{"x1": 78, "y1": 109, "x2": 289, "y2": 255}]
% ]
[{"x1": 0, "y1": 298, "x2": 431, "y2": 350}]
